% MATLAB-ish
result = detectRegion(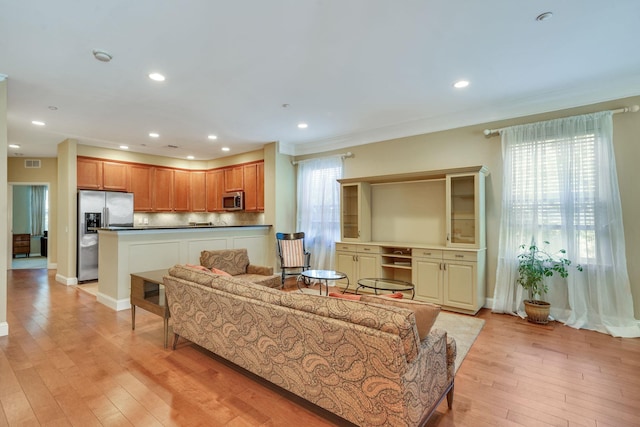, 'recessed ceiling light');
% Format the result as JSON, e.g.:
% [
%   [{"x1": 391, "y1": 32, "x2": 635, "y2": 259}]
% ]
[
  {"x1": 120, "y1": 145, "x2": 129, "y2": 150},
  {"x1": 536, "y1": 12, "x2": 553, "y2": 21},
  {"x1": 208, "y1": 135, "x2": 218, "y2": 140},
  {"x1": 149, "y1": 132, "x2": 159, "y2": 138},
  {"x1": 148, "y1": 72, "x2": 165, "y2": 82},
  {"x1": 187, "y1": 155, "x2": 195, "y2": 160},
  {"x1": 9, "y1": 144, "x2": 20, "y2": 149},
  {"x1": 453, "y1": 80, "x2": 470, "y2": 89},
  {"x1": 93, "y1": 49, "x2": 113, "y2": 62},
  {"x1": 32, "y1": 120, "x2": 45, "y2": 126},
  {"x1": 221, "y1": 147, "x2": 230, "y2": 152},
  {"x1": 298, "y1": 123, "x2": 308, "y2": 129}
]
